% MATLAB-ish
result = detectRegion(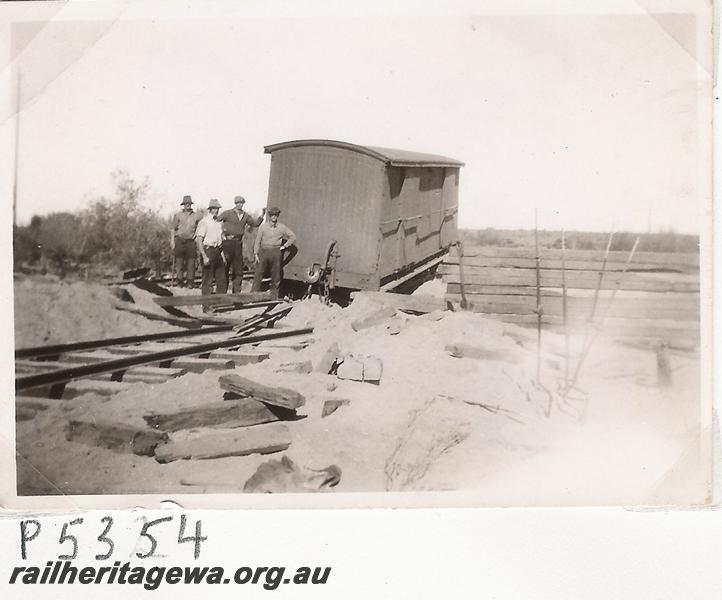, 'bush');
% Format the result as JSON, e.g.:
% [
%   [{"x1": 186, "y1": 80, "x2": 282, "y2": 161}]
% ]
[{"x1": 14, "y1": 170, "x2": 173, "y2": 277}]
